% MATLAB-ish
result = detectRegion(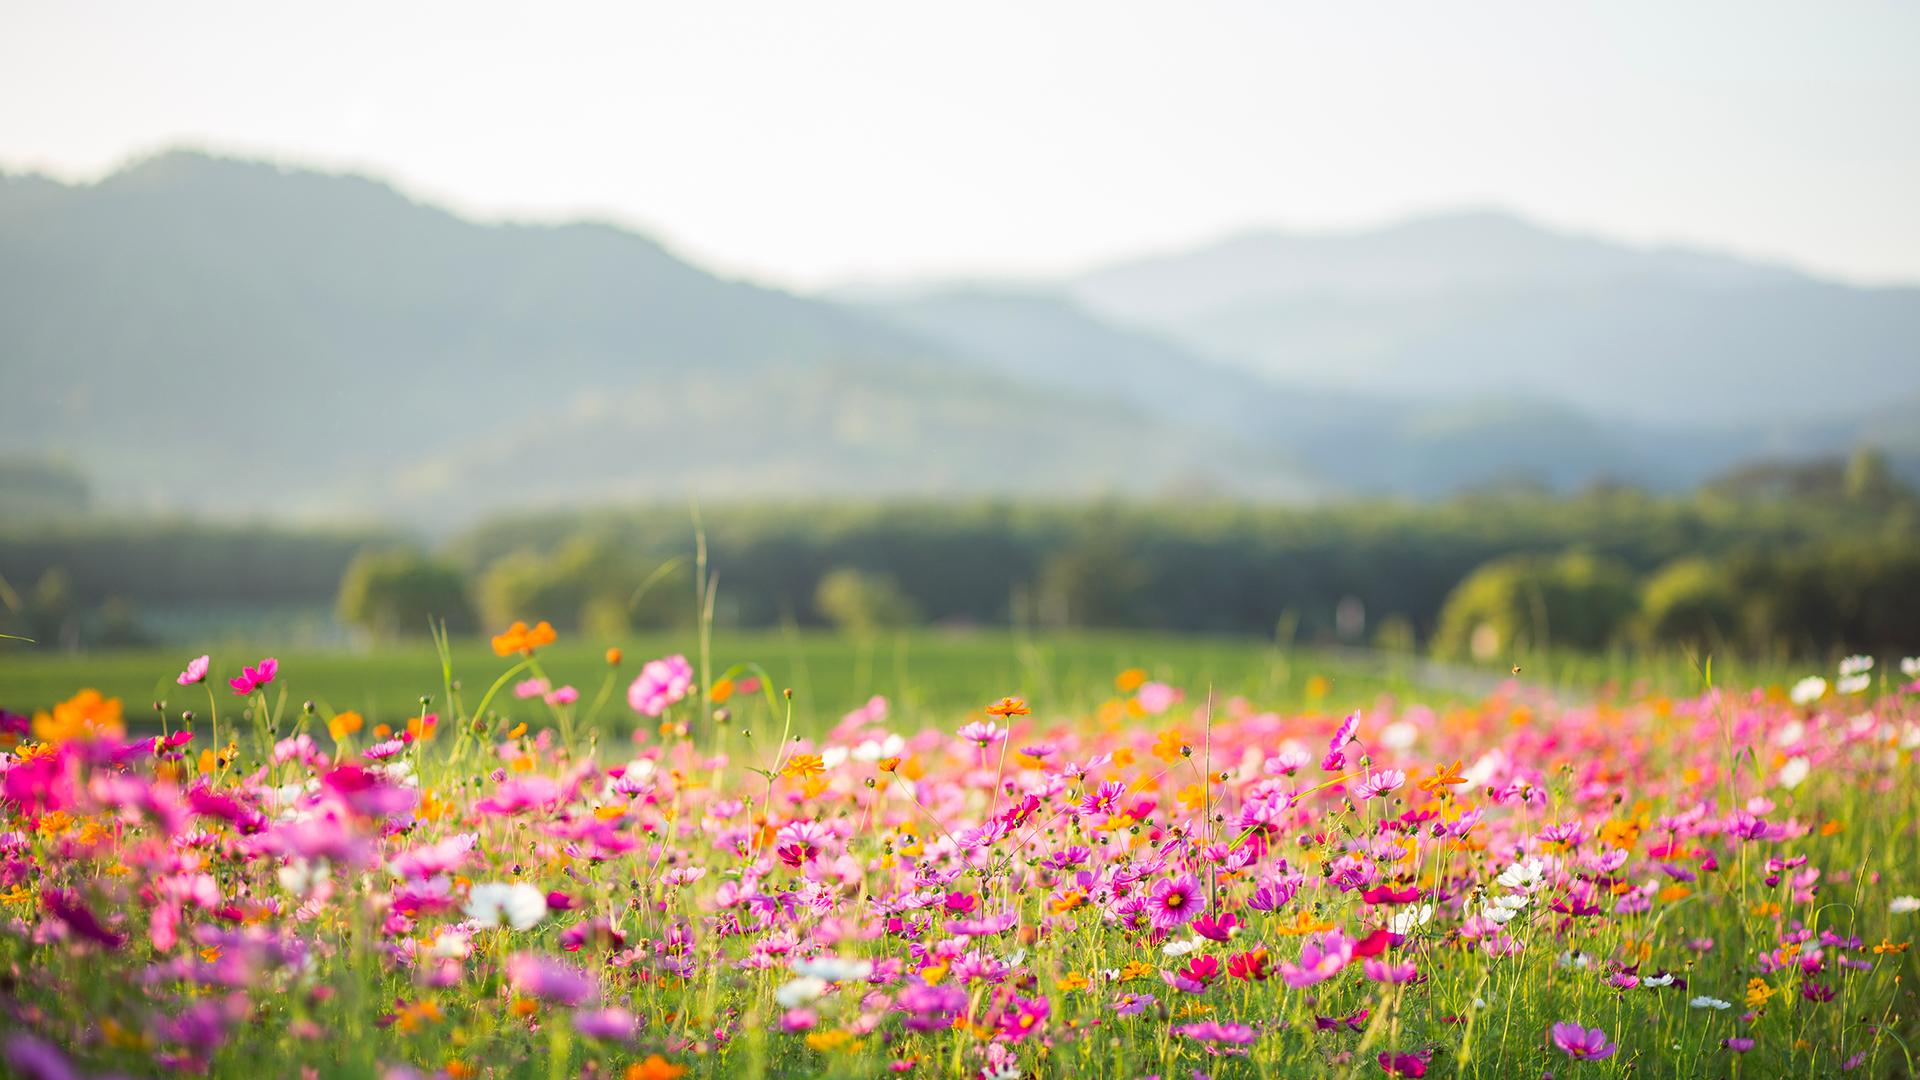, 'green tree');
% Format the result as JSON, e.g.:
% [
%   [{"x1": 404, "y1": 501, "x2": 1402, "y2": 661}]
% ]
[
  {"x1": 337, "y1": 549, "x2": 474, "y2": 639},
  {"x1": 1434, "y1": 551, "x2": 1638, "y2": 661},
  {"x1": 814, "y1": 568, "x2": 922, "y2": 634}
]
